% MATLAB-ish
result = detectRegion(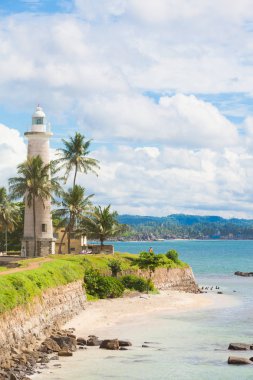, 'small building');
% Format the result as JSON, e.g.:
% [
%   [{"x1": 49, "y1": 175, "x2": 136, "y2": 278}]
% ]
[{"x1": 54, "y1": 229, "x2": 114, "y2": 255}]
